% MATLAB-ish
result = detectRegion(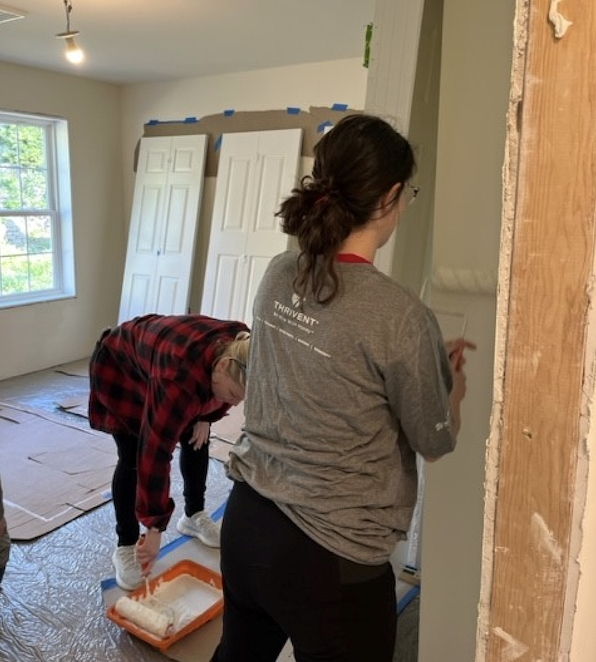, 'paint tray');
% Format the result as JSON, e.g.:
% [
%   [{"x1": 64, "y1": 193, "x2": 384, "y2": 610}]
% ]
[{"x1": 106, "y1": 559, "x2": 223, "y2": 651}]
